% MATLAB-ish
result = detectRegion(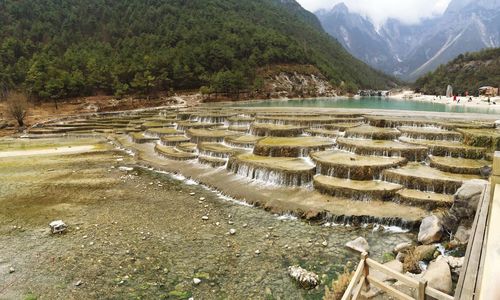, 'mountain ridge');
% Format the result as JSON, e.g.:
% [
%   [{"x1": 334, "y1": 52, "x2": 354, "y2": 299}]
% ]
[
  {"x1": 414, "y1": 47, "x2": 500, "y2": 95},
  {"x1": 316, "y1": 0, "x2": 500, "y2": 81}
]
